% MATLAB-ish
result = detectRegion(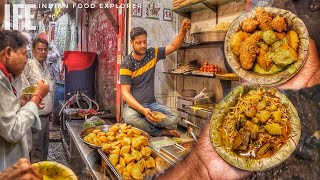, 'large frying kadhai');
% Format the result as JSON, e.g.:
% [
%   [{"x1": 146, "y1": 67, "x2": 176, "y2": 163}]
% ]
[
  {"x1": 224, "y1": 7, "x2": 309, "y2": 85},
  {"x1": 210, "y1": 84, "x2": 301, "y2": 171}
]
